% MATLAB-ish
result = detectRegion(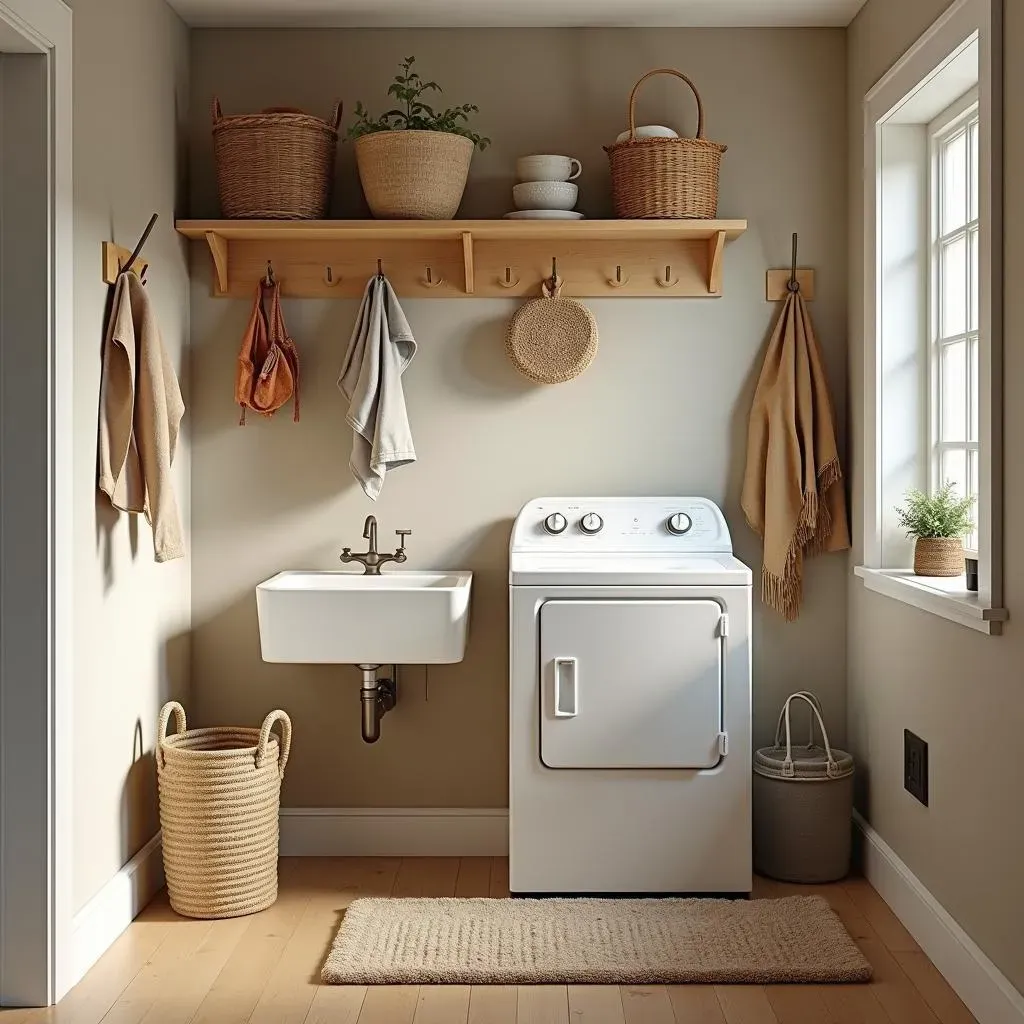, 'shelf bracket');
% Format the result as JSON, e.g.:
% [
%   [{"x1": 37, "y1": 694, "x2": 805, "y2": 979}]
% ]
[
  {"x1": 707, "y1": 230, "x2": 726, "y2": 295},
  {"x1": 461, "y1": 232, "x2": 475, "y2": 295},
  {"x1": 204, "y1": 231, "x2": 230, "y2": 295}
]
